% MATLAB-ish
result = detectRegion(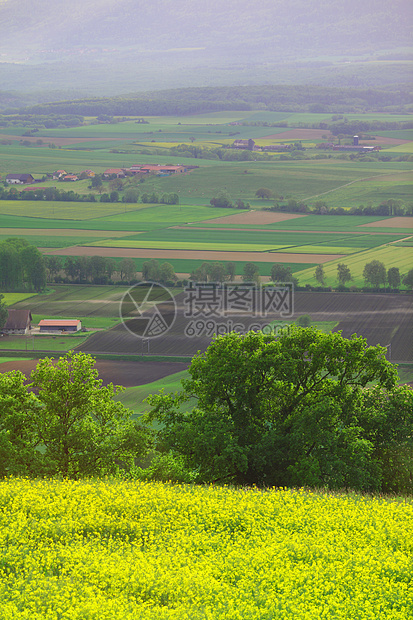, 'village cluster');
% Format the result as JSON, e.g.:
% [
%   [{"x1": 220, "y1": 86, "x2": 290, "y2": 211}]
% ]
[{"x1": 3, "y1": 163, "x2": 195, "y2": 185}]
